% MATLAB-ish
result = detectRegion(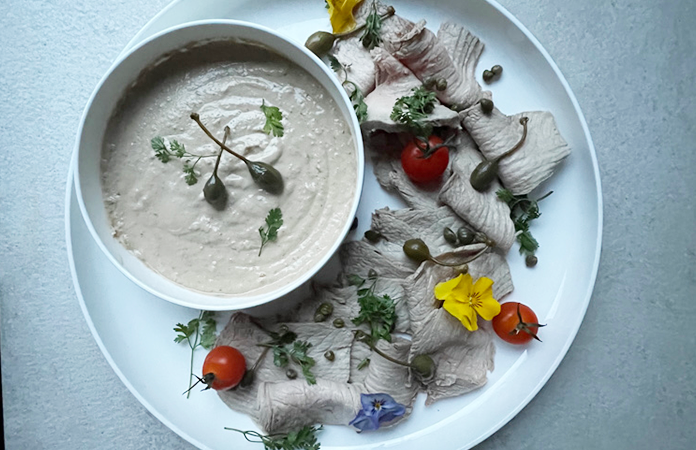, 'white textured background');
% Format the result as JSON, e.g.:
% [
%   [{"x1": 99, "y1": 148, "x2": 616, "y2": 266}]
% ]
[{"x1": 1, "y1": 0, "x2": 695, "y2": 449}]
